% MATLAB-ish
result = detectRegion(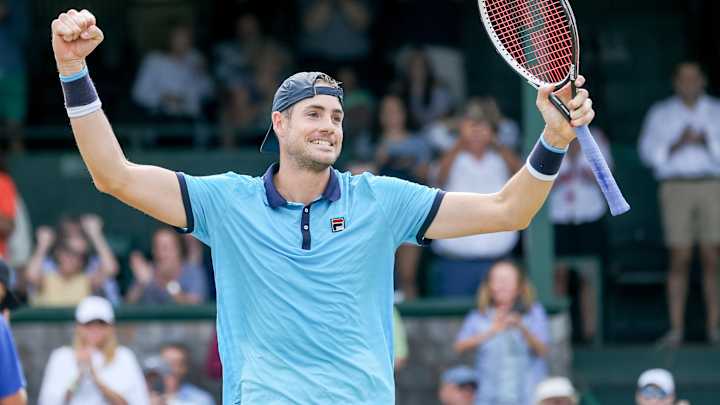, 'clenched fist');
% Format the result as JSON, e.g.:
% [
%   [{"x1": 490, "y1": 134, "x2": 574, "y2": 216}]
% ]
[{"x1": 51, "y1": 9, "x2": 104, "y2": 76}]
